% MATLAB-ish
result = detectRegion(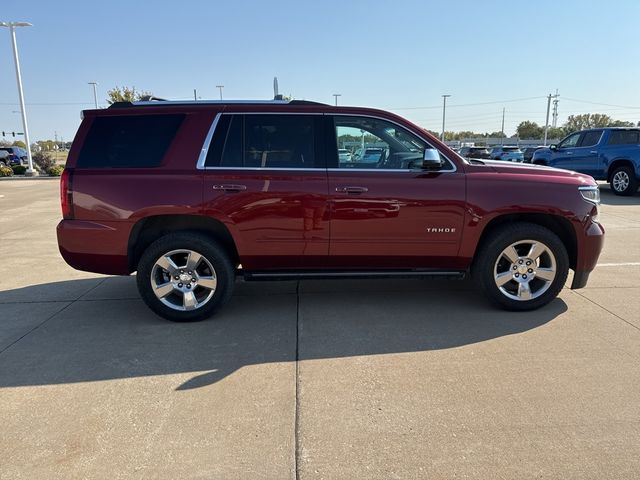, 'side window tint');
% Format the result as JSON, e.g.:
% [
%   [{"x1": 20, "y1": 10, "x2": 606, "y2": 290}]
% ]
[
  {"x1": 608, "y1": 130, "x2": 640, "y2": 145},
  {"x1": 78, "y1": 114, "x2": 184, "y2": 168},
  {"x1": 558, "y1": 133, "x2": 580, "y2": 149},
  {"x1": 244, "y1": 115, "x2": 316, "y2": 168},
  {"x1": 334, "y1": 116, "x2": 436, "y2": 170},
  {"x1": 579, "y1": 131, "x2": 602, "y2": 147},
  {"x1": 221, "y1": 115, "x2": 243, "y2": 167}
]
